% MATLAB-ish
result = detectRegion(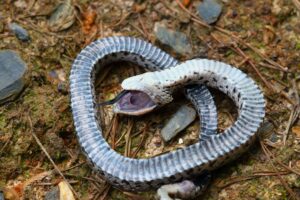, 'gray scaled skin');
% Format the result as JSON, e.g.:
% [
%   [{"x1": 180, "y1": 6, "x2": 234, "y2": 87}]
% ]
[
  {"x1": 119, "y1": 59, "x2": 265, "y2": 190},
  {"x1": 70, "y1": 36, "x2": 218, "y2": 199}
]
